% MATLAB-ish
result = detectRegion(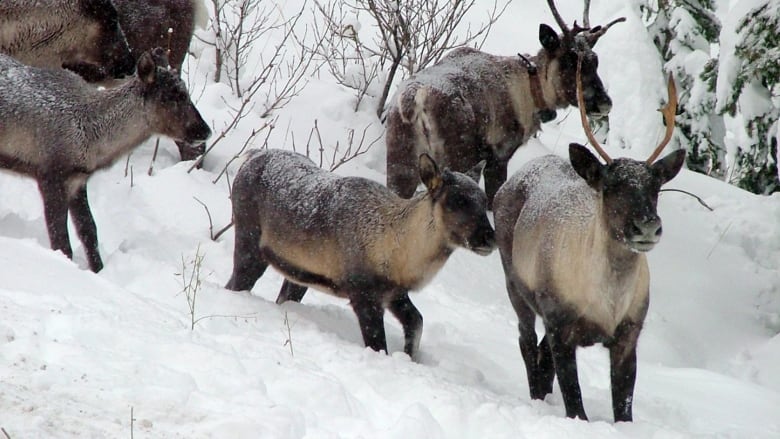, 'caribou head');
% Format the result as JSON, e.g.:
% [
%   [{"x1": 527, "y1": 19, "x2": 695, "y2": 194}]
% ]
[
  {"x1": 542, "y1": 0, "x2": 624, "y2": 117},
  {"x1": 571, "y1": 57, "x2": 685, "y2": 253}
]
